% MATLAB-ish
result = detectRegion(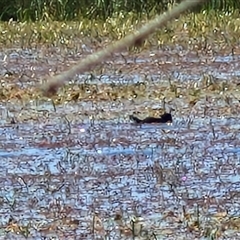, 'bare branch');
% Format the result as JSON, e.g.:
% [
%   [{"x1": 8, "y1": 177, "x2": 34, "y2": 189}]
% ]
[{"x1": 41, "y1": 0, "x2": 207, "y2": 96}]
